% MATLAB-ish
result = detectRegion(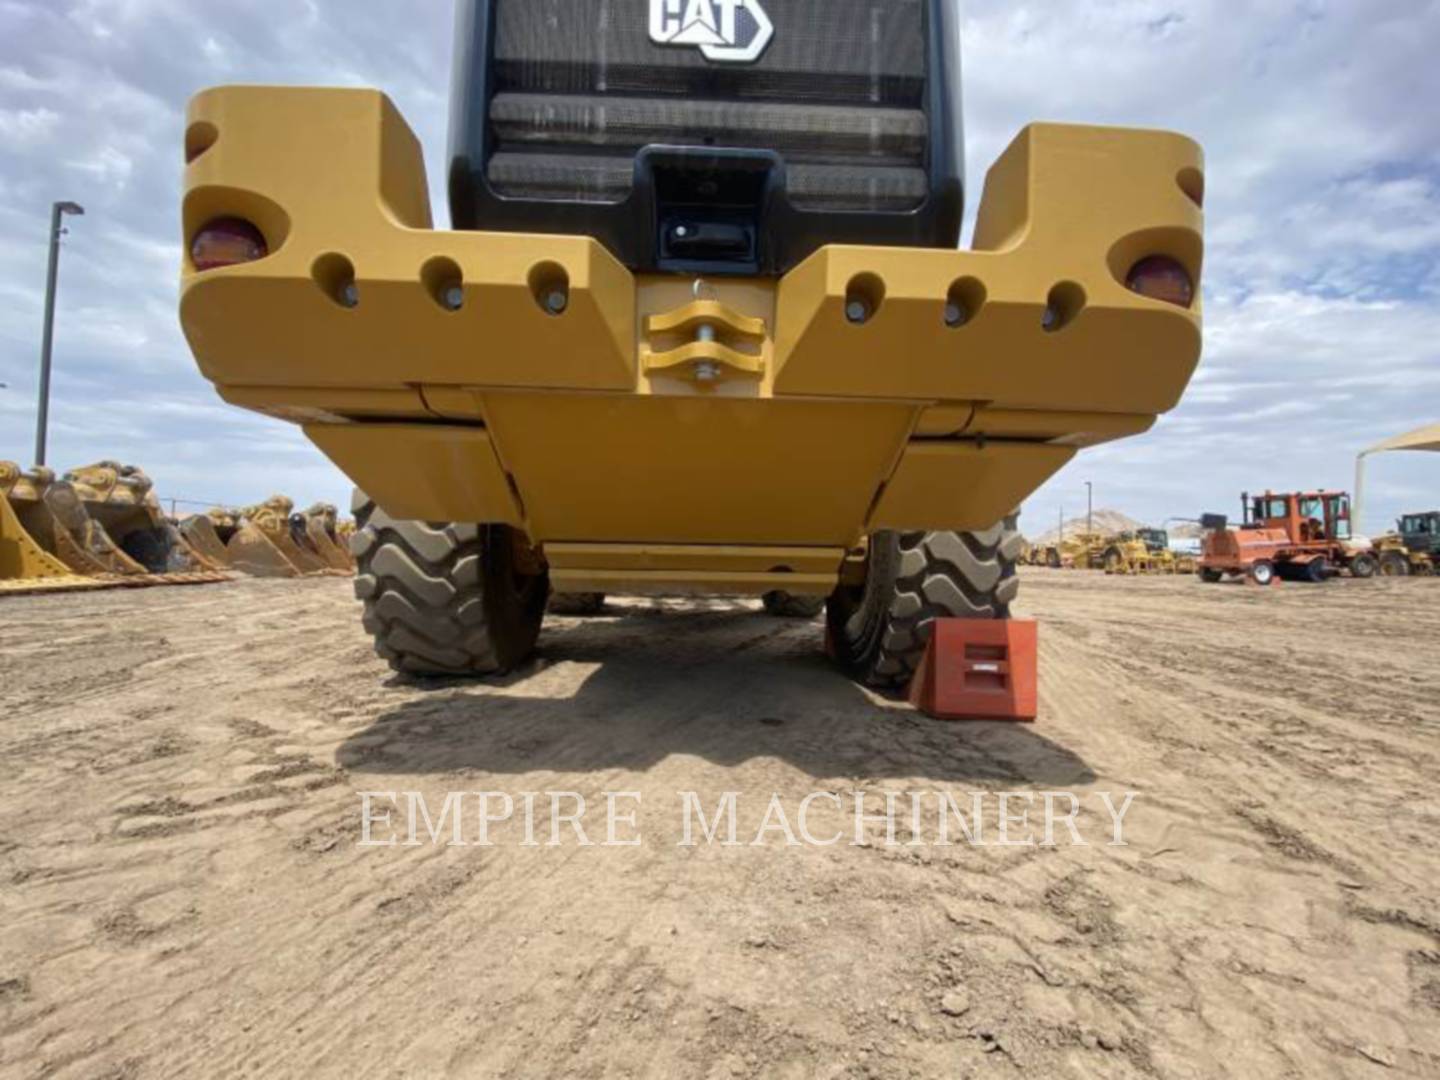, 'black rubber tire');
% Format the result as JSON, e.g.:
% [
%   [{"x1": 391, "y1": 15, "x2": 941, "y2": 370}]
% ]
[
  {"x1": 1104, "y1": 547, "x2": 1124, "y2": 575},
  {"x1": 1349, "y1": 553, "x2": 1377, "y2": 579},
  {"x1": 1305, "y1": 557, "x2": 1329, "y2": 583},
  {"x1": 548, "y1": 592, "x2": 607, "y2": 616},
  {"x1": 826, "y1": 519, "x2": 1022, "y2": 688},
  {"x1": 1199, "y1": 567, "x2": 1224, "y2": 583},
  {"x1": 761, "y1": 591, "x2": 826, "y2": 619},
  {"x1": 1378, "y1": 551, "x2": 1410, "y2": 577},
  {"x1": 350, "y1": 493, "x2": 548, "y2": 677}
]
